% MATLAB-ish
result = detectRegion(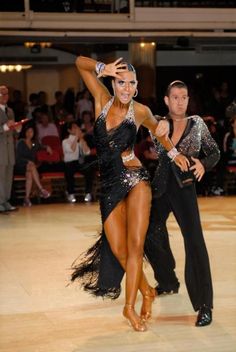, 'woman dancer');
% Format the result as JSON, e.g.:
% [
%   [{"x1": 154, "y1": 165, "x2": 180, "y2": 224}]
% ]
[{"x1": 71, "y1": 56, "x2": 188, "y2": 332}]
